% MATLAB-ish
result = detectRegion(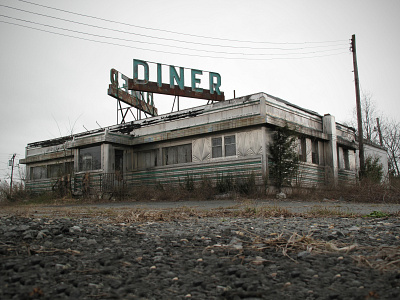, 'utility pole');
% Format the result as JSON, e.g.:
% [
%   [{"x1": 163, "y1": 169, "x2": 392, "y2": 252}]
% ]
[
  {"x1": 9, "y1": 153, "x2": 16, "y2": 197},
  {"x1": 351, "y1": 34, "x2": 365, "y2": 177},
  {"x1": 376, "y1": 118, "x2": 383, "y2": 146}
]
